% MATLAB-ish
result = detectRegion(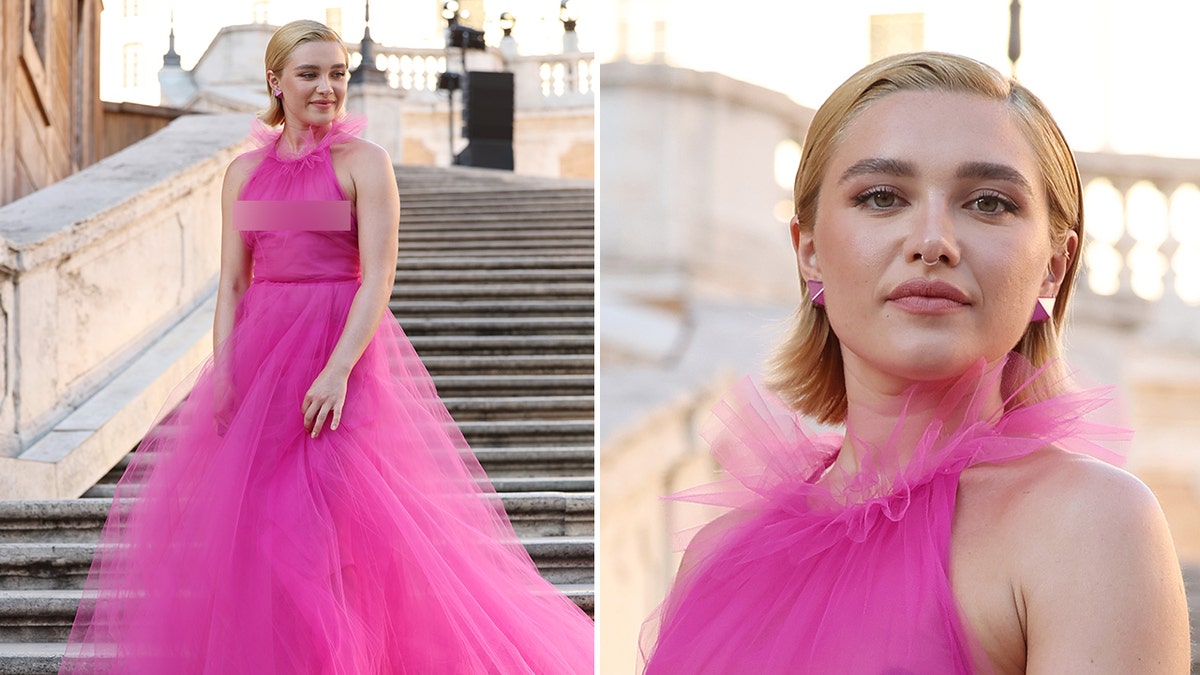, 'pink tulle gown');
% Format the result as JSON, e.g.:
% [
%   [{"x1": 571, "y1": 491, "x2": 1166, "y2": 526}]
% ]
[
  {"x1": 61, "y1": 115, "x2": 594, "y2": 674},
  {"x1": 642, "y1": 356, "x2": 1127, "y2": 674}
]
